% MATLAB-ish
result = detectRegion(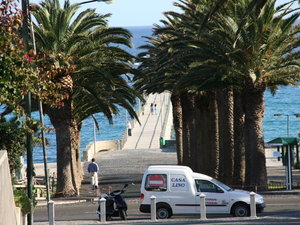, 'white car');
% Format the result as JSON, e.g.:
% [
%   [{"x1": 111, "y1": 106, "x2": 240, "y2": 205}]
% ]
[{"x1": 139, "y1": 165, "x2": 265, "y2": 219}]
